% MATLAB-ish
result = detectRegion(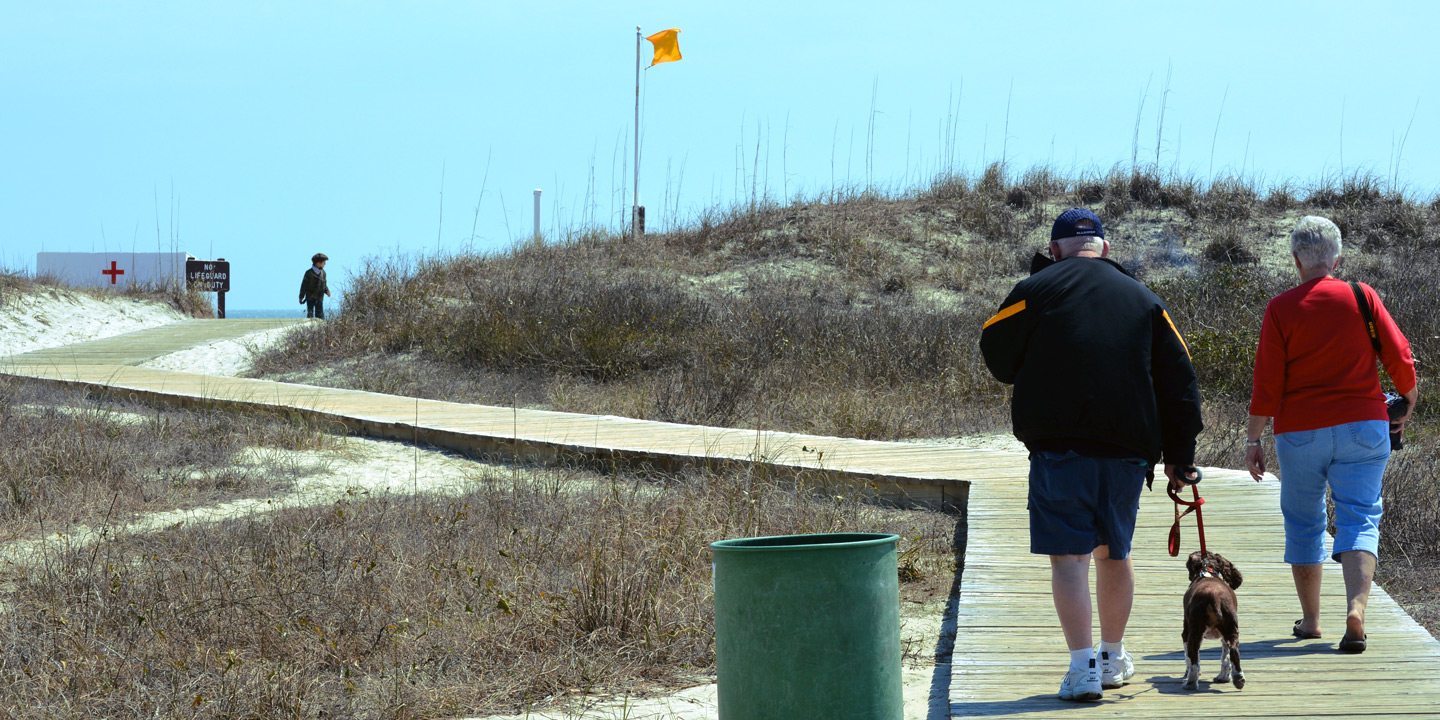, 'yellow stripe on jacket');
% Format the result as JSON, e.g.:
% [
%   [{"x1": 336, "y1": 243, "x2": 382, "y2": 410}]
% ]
[
  {"x1": 1162, "y1": 309, "x2": 1191, "y2": 359},
  {"x1": 983, "y1": 300, "x2": 1027, "y2": 330}
]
